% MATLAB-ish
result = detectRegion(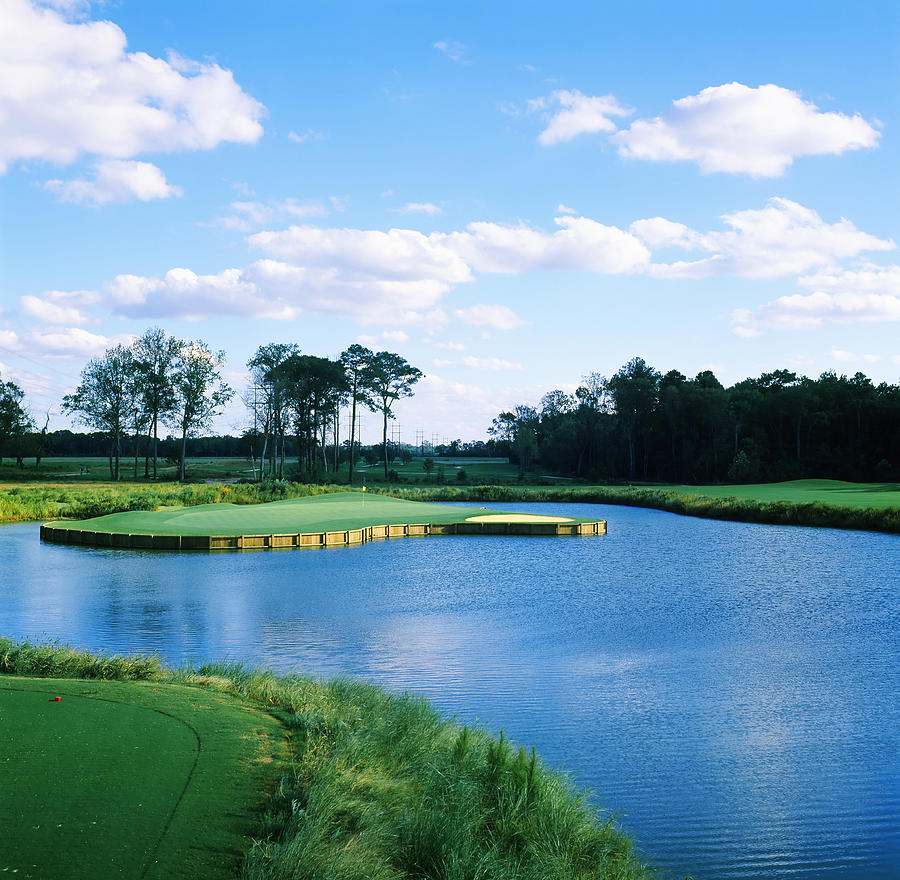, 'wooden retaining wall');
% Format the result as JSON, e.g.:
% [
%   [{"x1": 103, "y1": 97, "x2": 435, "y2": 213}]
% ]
[{"x1": 40, "y1": 519, "x2": 607, "y2": 551}]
